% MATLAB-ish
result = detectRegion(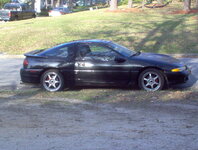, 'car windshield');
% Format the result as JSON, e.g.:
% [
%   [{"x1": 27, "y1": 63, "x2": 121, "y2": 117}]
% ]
[
  {"x1": 4, "y1": 4, "x2": 20, "y2": 10},
  {"x1": 108, "y1": 42, "x2": 136, "y2": 57}
]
